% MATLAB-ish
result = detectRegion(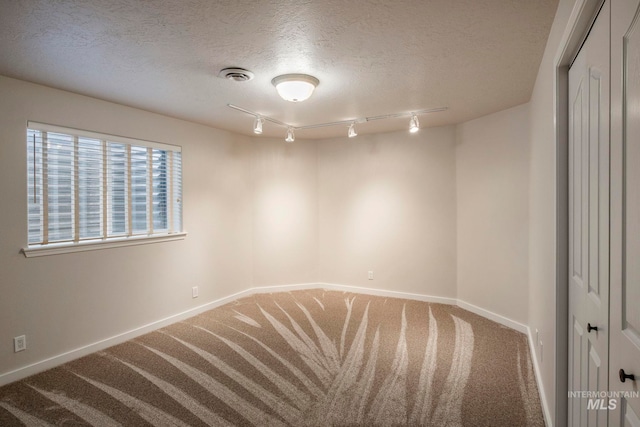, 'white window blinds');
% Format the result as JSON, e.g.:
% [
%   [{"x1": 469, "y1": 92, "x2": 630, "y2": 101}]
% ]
[{"x1": 27, "y1": 122, "x2": 182, "y2": 247}]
